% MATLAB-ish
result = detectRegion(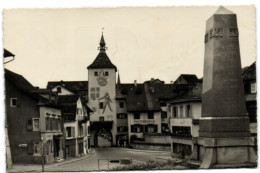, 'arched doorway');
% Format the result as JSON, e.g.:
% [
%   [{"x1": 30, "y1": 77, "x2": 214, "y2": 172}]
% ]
[{"x1": 94, "y1": 128, "x2": 113, "y2": 147}]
